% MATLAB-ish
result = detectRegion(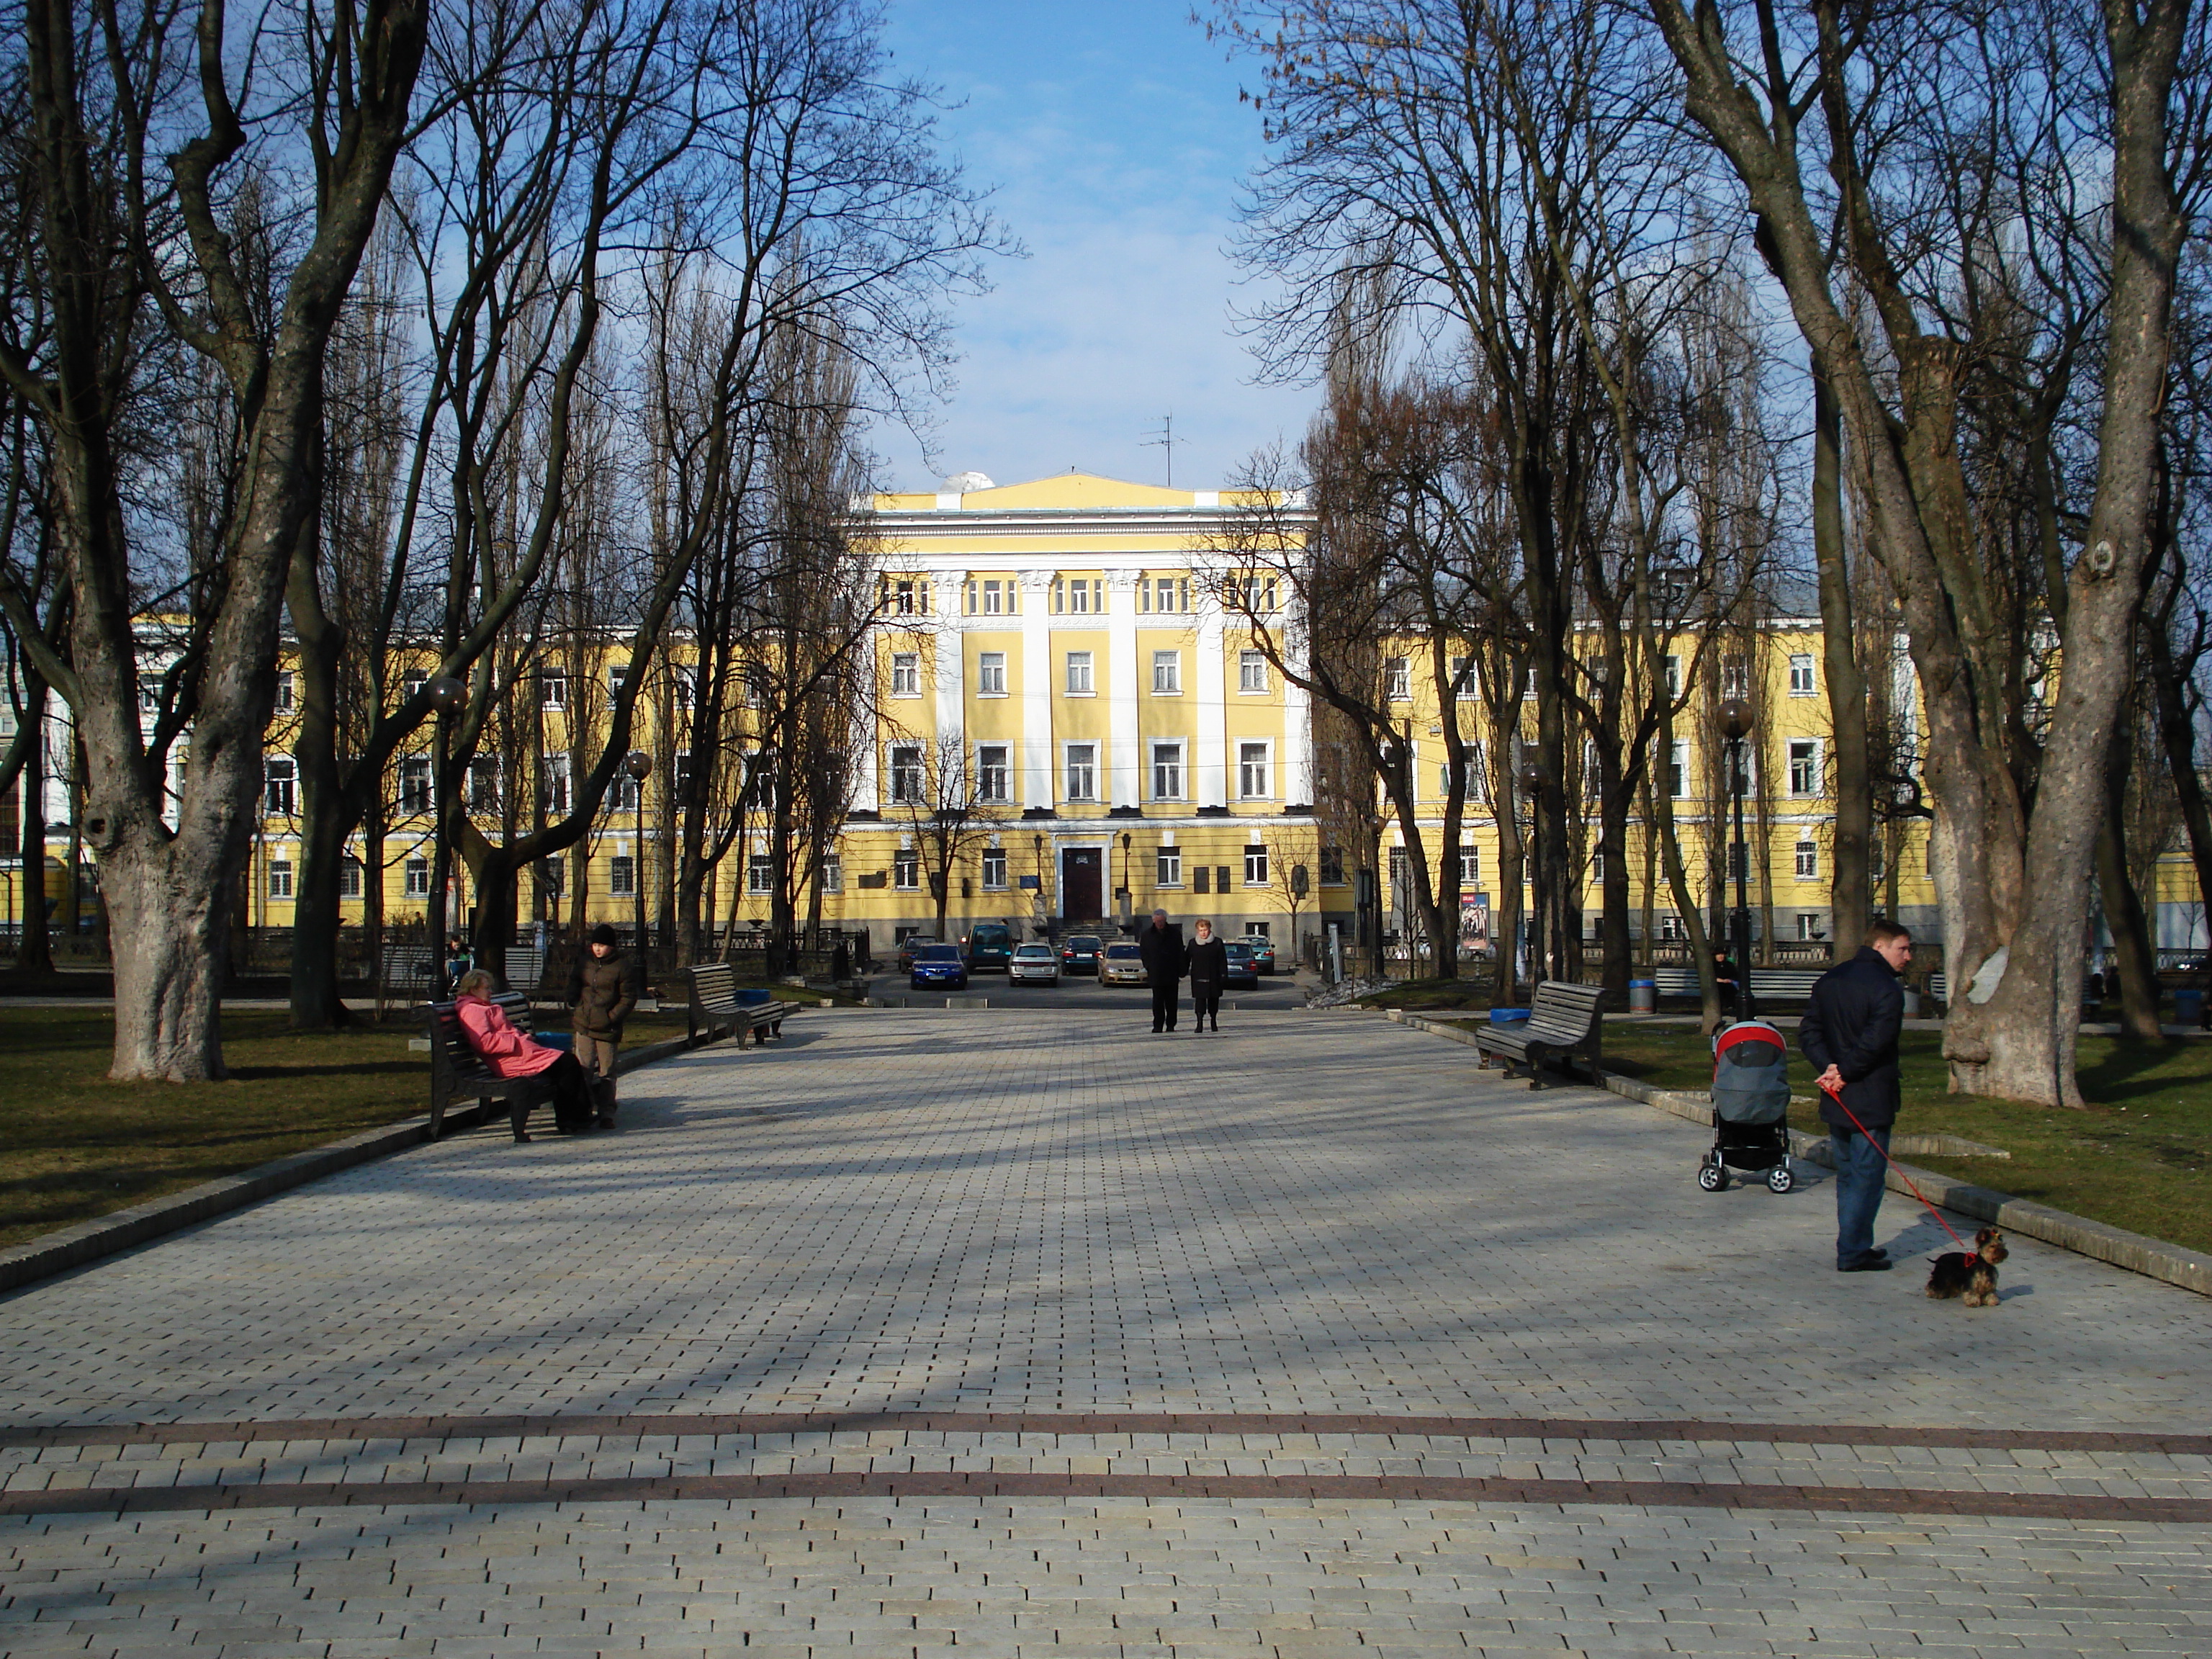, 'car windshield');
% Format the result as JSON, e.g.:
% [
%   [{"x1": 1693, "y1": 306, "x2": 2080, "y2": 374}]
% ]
[
  {"x1": 1104, "y1": 943, "x2": 1141, "y2": 958},
  {"x1": 1224, "y1": 942, "x2": 1252, "y2": 959},
  {"x1": 917, "y1": 945, "x2": 961, "y2": 961},
  {"x1": 1014, "y1": 945, "x2": 1053, "y2": 958},
  {"x1": 1067, "y1": 936, "x2": 1101, "y2": 950}
]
